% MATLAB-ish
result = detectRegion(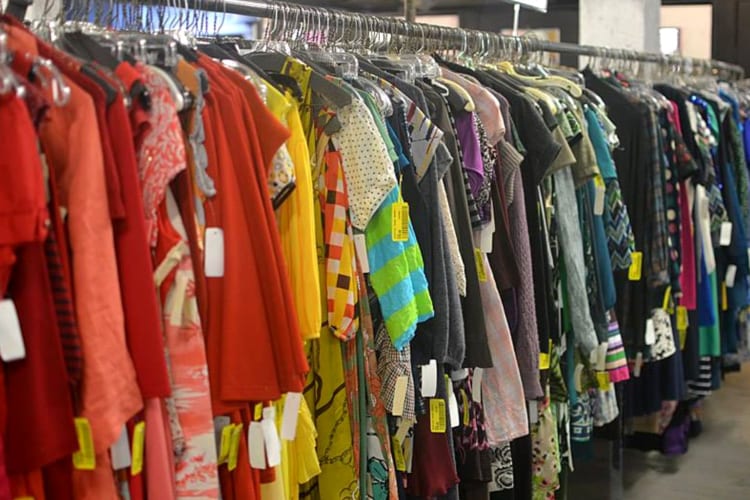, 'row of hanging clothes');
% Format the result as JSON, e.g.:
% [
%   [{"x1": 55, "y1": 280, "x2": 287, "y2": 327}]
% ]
[{"x1": 1, "y1": 0, "x2": 748, "y2": 499}]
